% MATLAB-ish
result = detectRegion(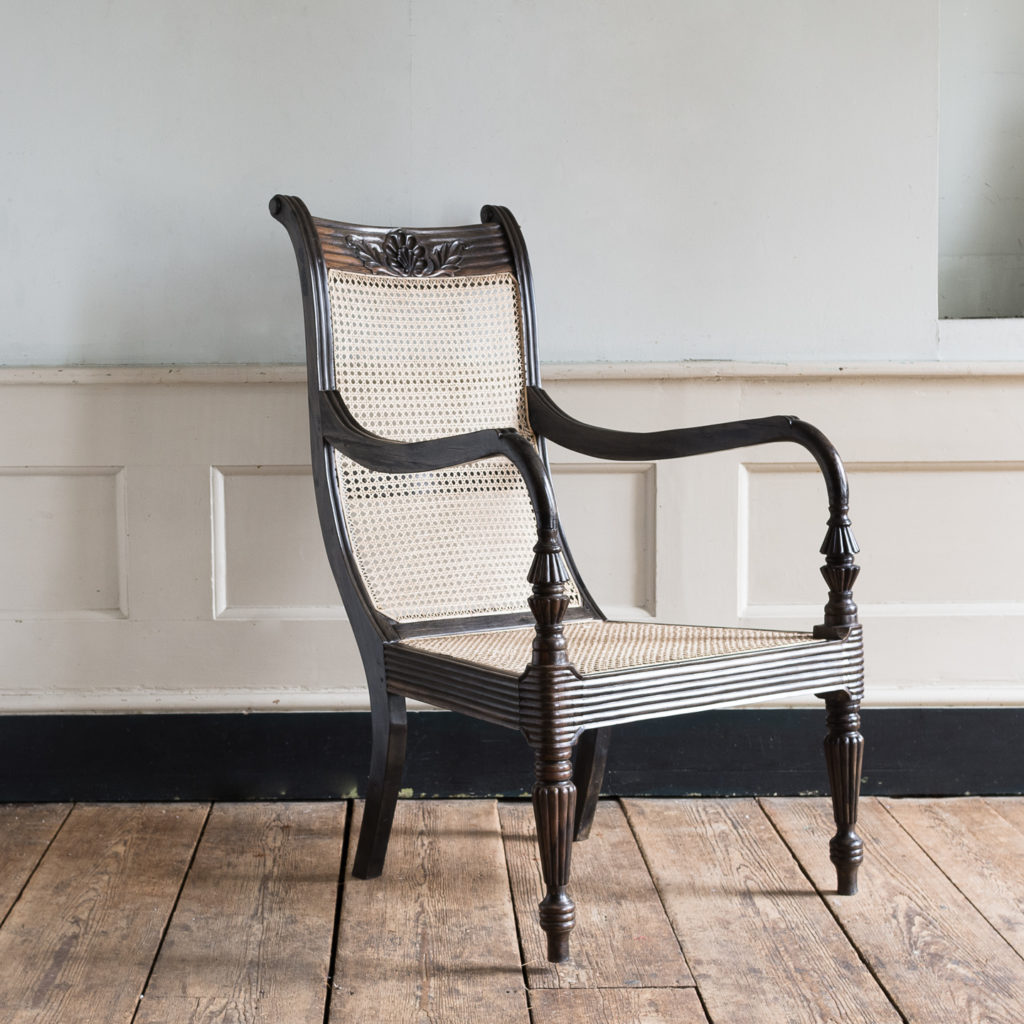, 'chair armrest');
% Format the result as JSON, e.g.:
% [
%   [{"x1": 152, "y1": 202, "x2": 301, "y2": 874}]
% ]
[
  {"x1": 319, "y1": 390, "x2": 560, "y2": 535},
  {"x1": 528, "y1": 386, "x2": 847, "y2": 510},
  {"x1": 527, "y1": 386, "x2": 859, "y2": 635}
]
